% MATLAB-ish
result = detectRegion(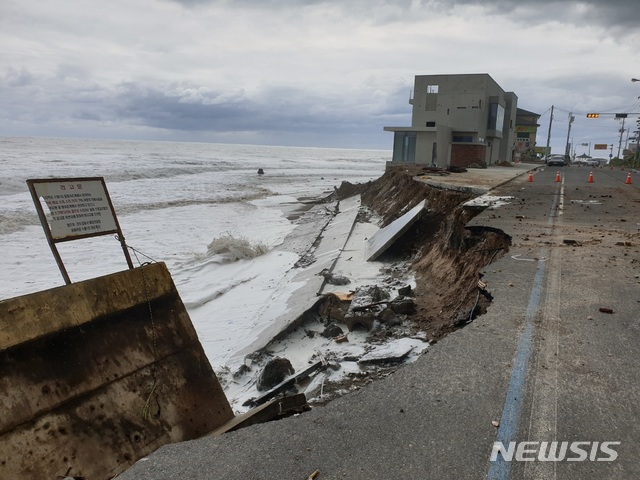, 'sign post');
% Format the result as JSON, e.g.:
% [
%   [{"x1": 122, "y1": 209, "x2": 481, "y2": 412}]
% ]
[{"x1": 27, "y1": 177, "x2": 133, "y2": 284}]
